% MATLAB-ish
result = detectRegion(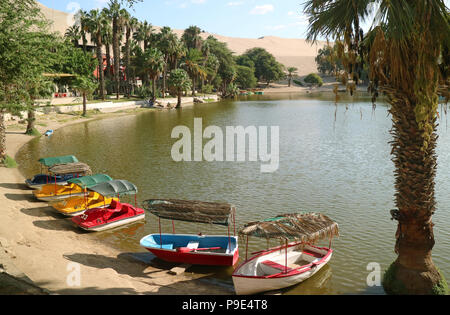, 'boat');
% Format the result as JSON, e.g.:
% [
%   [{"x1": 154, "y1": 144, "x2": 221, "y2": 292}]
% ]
[
  {"x1": 140, "y1": 199, "x2": 239, "y2": 266},
  {"x1": 71, "y1": 180, "x2": 145, "y2": 232},
  {"x1": 33, "y1": 173, "x2": 109, "y2": 202},
  {"x1": 232, "y1": 213, "x2": 339, "y2": 295},
  {"x1": 50, "y1": 177, "x2": 119, "y2": 216},
  {"x1": 25, "y1": 155, "x2": 79, "y2": 189},
  {"x1": 44, "y1": 130, "x2": 54, "y2": 137}
]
